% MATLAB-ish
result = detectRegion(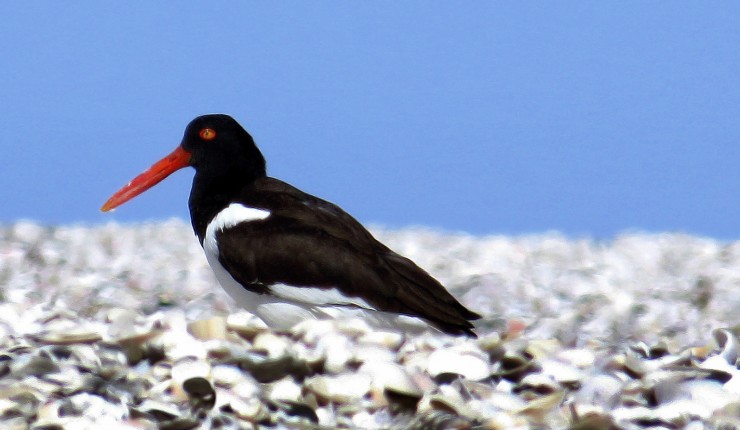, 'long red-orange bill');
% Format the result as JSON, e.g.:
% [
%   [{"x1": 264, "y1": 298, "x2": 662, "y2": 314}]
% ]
[{"x1": 101, "y1": 146, "x2": 192, "y2": 212}]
